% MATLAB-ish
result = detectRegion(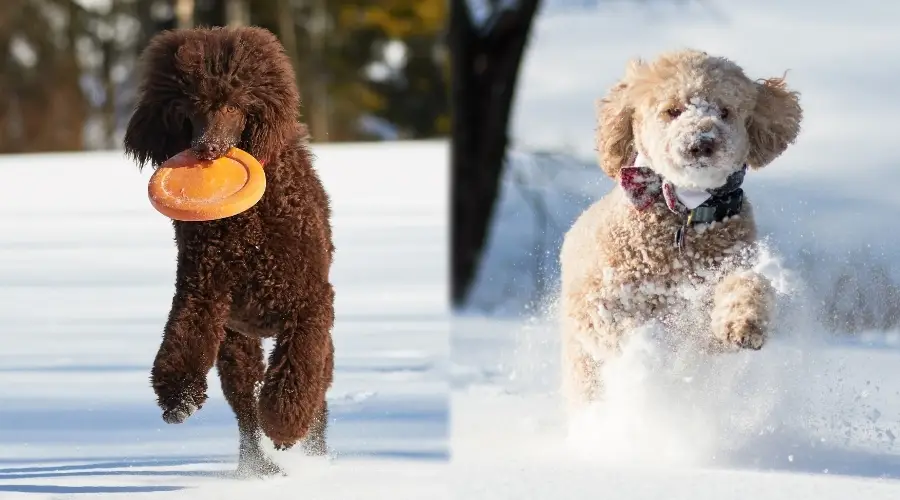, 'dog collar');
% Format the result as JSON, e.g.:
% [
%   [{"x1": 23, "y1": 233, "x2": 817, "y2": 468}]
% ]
[{"x1": 618, "y1": 154, "x2": 747, "y2": 251}]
